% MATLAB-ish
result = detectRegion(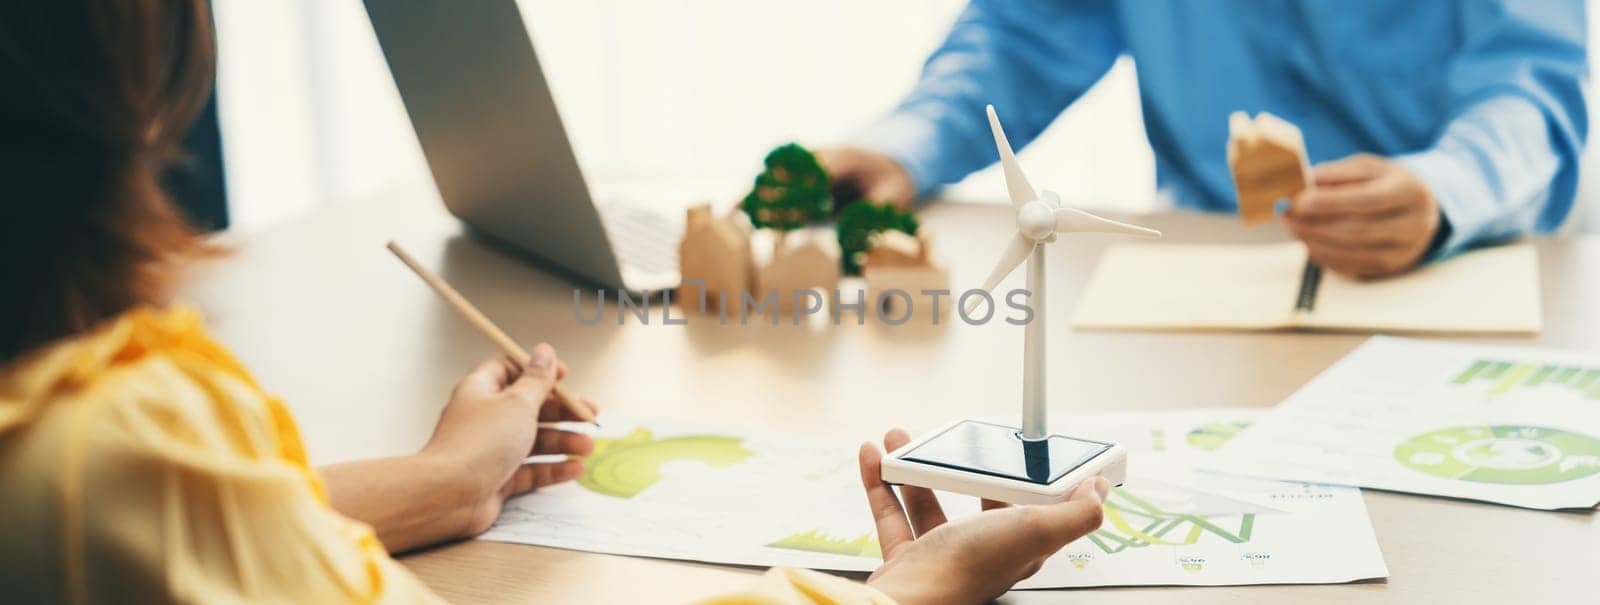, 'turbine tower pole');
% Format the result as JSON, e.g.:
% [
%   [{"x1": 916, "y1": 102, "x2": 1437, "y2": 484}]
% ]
[
  {"x1": 980, "y1": 104, "x2": 1159, "y2": 444},
  {"x1": 1022, "y1": 243, "x2": 1047, "y2": 441}
]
